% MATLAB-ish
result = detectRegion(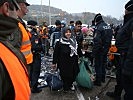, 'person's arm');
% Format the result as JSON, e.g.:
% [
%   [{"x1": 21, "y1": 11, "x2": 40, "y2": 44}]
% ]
[
  {"x1": 50, "y1": 32, "x2": 54, "y2": 47},
  {"x1": 92, "y1": 29, "x2": 102, "y2": 56},
  {"x1": 0, "y1": 59, "x2": 8, "y2": 100},
  {"x1": 0, "y1": 60, "x2": 3, "y2": 100},
  {"x1": 124, "y1": 40, "x2": 133, "y2": 69},
  {"x1": 124, "y1": 23, "x2": 133, "y2": 69},
  {"x1": 52, "y1": 41, "x2": 60, "y2": 70},
  {"x1": 52, "y1": 41, "x2": 60, "y2": 64}
]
